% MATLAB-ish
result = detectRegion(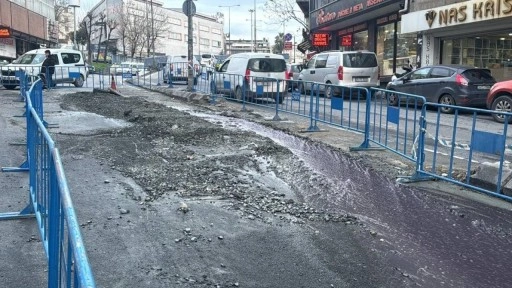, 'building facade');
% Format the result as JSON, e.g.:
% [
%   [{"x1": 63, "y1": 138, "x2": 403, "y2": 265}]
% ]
[
  {"x1": 0, "y1": 0, "x2": 56, "y2": 61},
  {"x1": 301, "y1": 0, "x2": 417, "y2": 82},
  {"x1": 402, "y1": 0, "x2": 512, "y2": 81},
  {"x1": 87, "y1": 0, "x2": 224, "y2": 63},
  {"x1": 226, "y1": 39, "x2": 271, "y2": 54}
]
